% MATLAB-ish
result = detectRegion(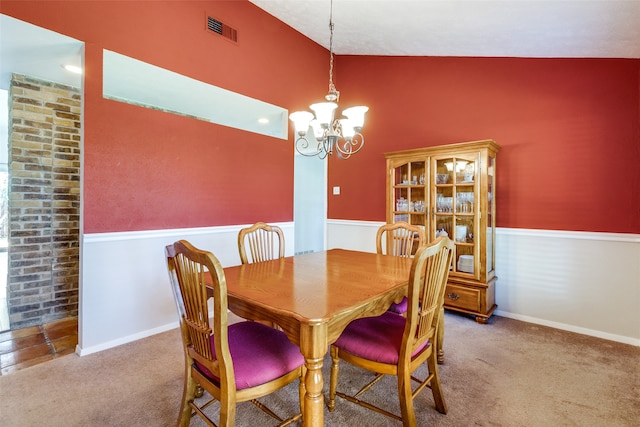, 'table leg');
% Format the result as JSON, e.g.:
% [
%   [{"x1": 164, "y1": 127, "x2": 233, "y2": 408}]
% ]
[{"x1": 300, "y1": 324, "x2": 327, "y2": 427}]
